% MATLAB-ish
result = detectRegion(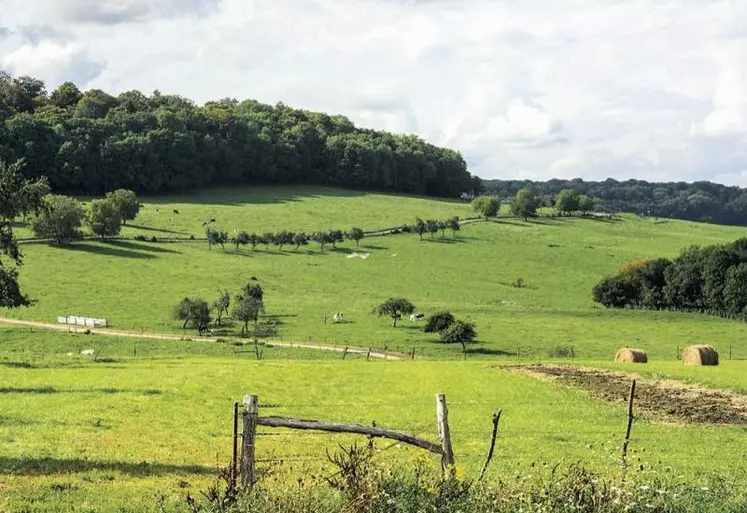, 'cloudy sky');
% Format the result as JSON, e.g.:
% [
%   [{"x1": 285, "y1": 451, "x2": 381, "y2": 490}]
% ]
[{"x1": 1, "y1": 0, "x2": 747, "y2": 184}]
